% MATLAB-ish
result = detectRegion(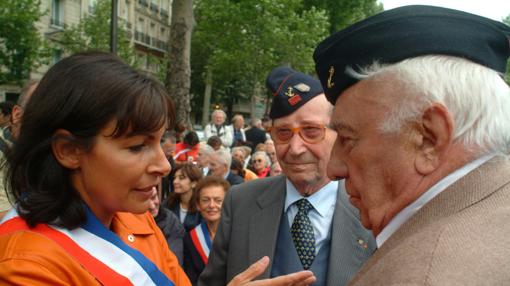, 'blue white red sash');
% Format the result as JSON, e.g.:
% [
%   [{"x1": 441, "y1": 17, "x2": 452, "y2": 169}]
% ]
[
  {"x1": 0, "y1": 208, "x2": 175, "y2": 286},
  {"x1": 189, "y1": 222, "x2": 212, "y2": 264}
]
